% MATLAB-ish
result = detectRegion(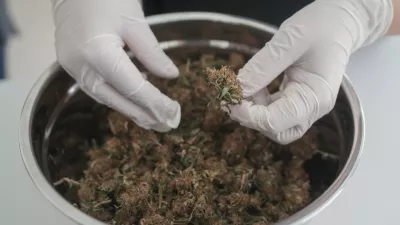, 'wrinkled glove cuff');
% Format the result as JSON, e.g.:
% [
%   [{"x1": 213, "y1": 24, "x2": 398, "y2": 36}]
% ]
[{"x1": 353, "y1": 0, "x2": 394, "y2": 50}]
